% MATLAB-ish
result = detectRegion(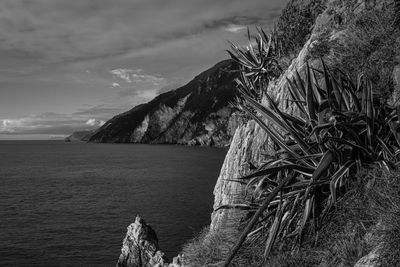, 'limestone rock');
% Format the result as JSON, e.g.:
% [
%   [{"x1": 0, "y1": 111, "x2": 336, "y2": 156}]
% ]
[
  {"x1": 130, "y1": 115, "x2": 150, "y2": 142},
  {"x1": 117, "y1": 216, "x2": 168, "y2": 267},
  {"x1": 210, "y1": 34, "x2": 317, "y2": 231},
  {"x1": 354, "y1": 244, "x2": 382, "y2": 267}
]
